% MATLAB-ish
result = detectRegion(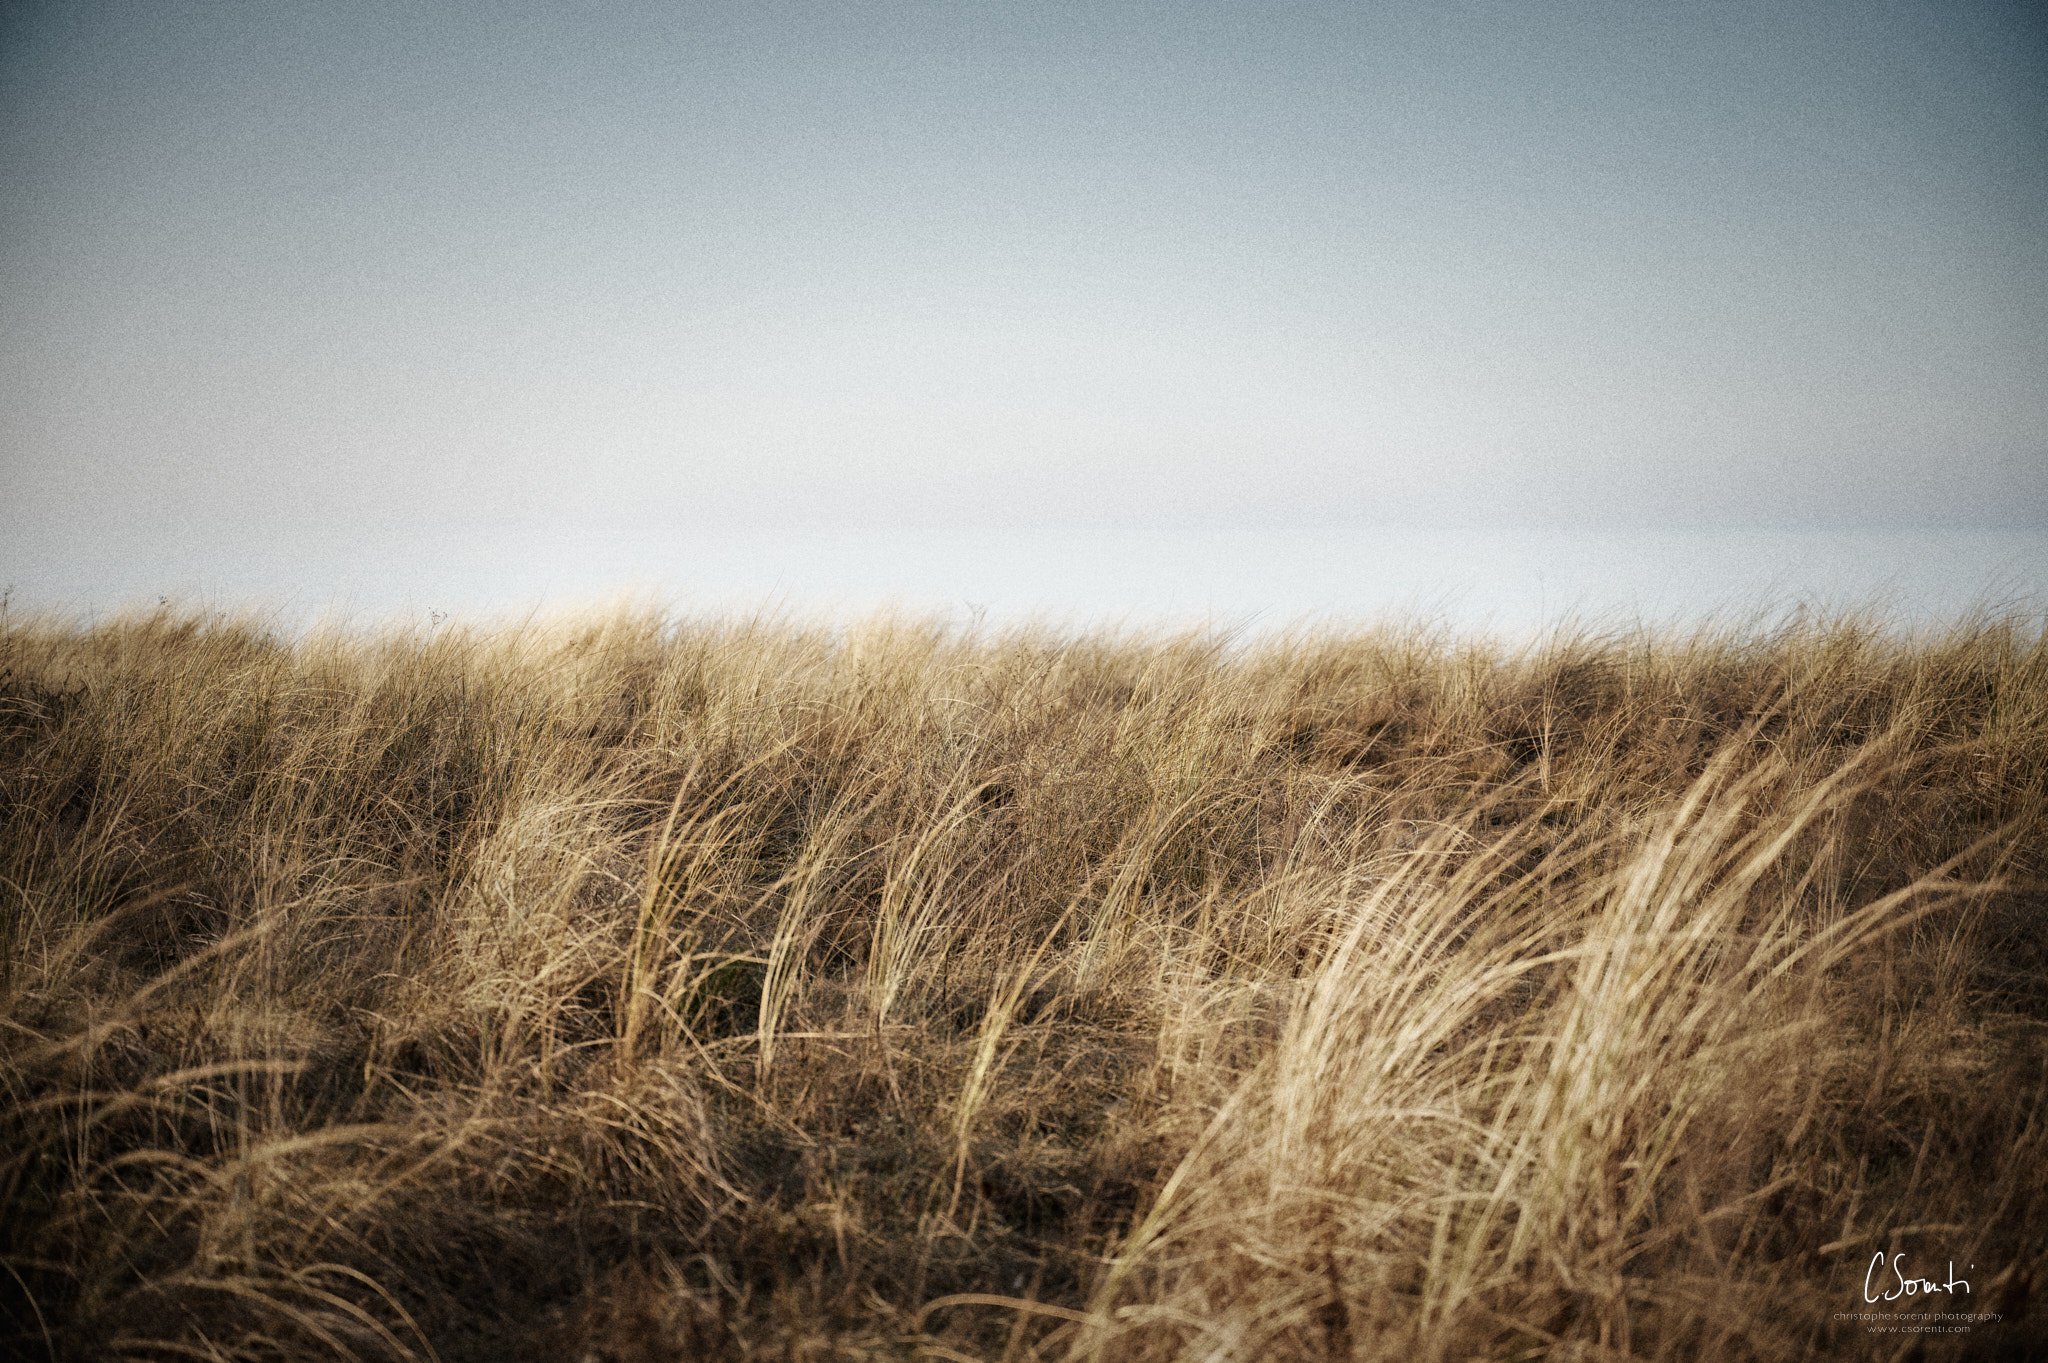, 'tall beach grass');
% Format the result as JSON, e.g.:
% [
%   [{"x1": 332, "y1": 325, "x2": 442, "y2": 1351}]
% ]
[{"x1": 2, "y1": 606, "x2": 2043, "y2": 1360}]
